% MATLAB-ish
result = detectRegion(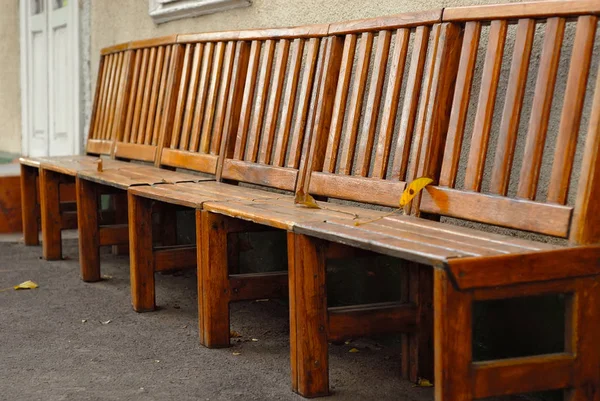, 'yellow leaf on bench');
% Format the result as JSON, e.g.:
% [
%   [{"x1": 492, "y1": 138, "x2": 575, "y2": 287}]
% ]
[
  {"x1": 399, "y1": 177, "x2": 433, "y2": 207},
  {"x1": 294, "y1": 190, "x2": 321, "y2": 209},
  {"x1": 14, "y1": 280, "x2": 39, "y2": 290}
]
